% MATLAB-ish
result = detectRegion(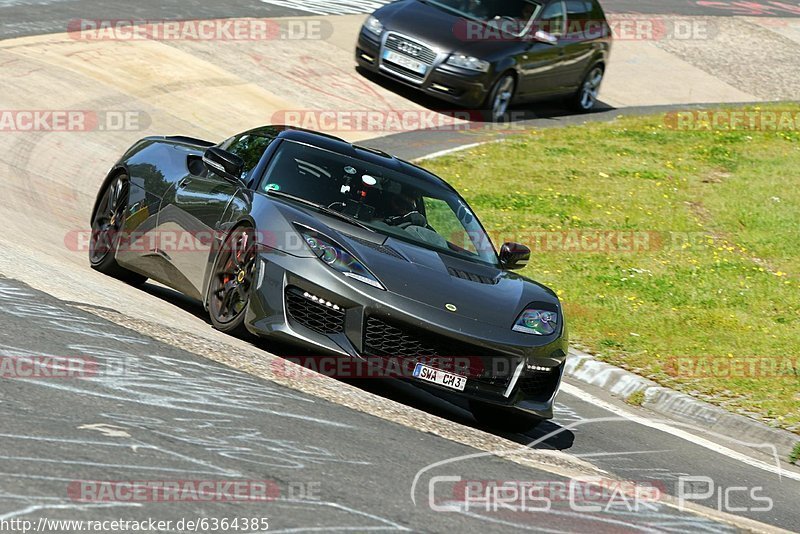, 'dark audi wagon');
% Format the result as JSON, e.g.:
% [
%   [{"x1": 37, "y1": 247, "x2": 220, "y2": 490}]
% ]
[{"x1": 356, "y1": 0, "x2": 612, "y2": 120}]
